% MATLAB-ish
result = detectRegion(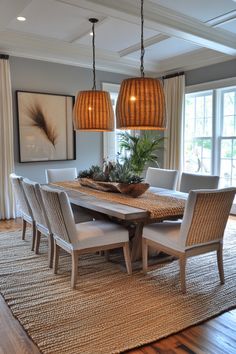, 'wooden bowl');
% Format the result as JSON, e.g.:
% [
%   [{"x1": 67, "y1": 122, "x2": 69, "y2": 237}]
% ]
[{"x1": 79, "y1": 178, "x2": 149, "y2": 197}]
